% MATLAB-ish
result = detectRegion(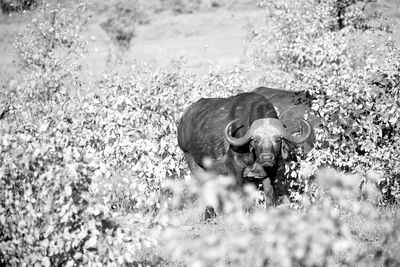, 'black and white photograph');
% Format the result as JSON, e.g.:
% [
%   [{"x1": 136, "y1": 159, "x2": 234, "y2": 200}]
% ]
[{"x1": 1, "y1": 0, "x2": 399, "y2": 266}]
